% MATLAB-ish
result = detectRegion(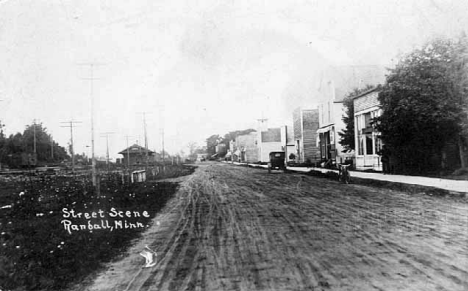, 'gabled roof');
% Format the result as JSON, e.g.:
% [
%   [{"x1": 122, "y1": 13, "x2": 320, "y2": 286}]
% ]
[{"x1": 118, "y1": 144, "x2": 155, "y2": 155}]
